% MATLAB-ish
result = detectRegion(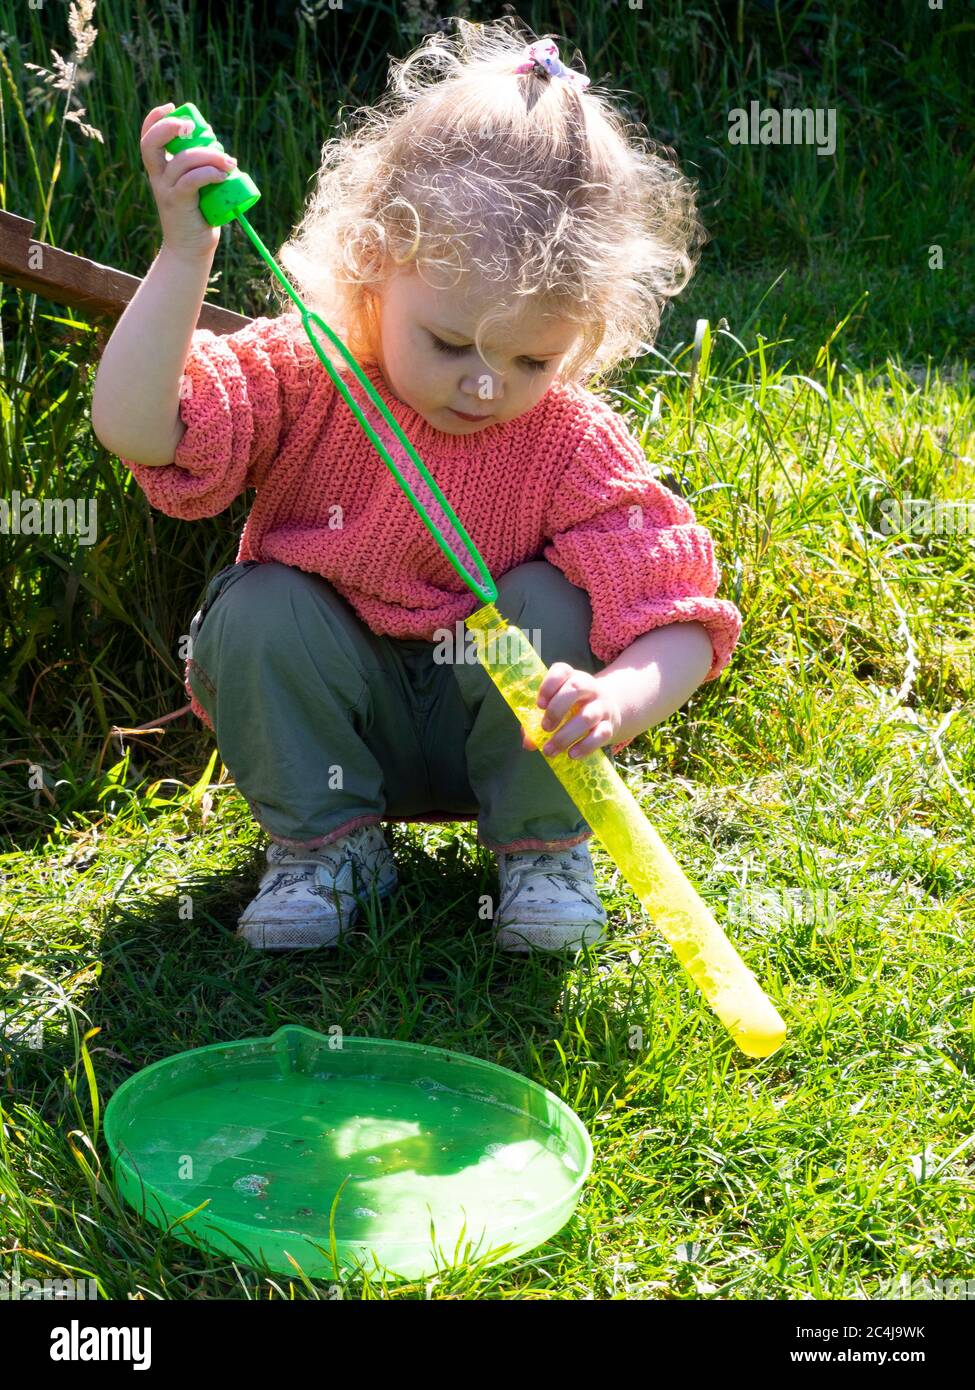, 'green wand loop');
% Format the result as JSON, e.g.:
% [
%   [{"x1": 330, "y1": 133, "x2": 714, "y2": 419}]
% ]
[{"x1": 166, "y1": 102, "x2": 496, "y2": 607}]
